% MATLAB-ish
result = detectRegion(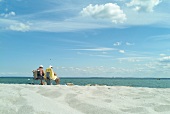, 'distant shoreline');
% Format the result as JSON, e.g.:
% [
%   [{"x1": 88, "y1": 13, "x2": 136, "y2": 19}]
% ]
[
  {"x1": 1, "y1": 77, "x2": 170, "y2": 88},
  {"x1": 0, "y1": 76, "x2": 170, "y2": 79}
]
